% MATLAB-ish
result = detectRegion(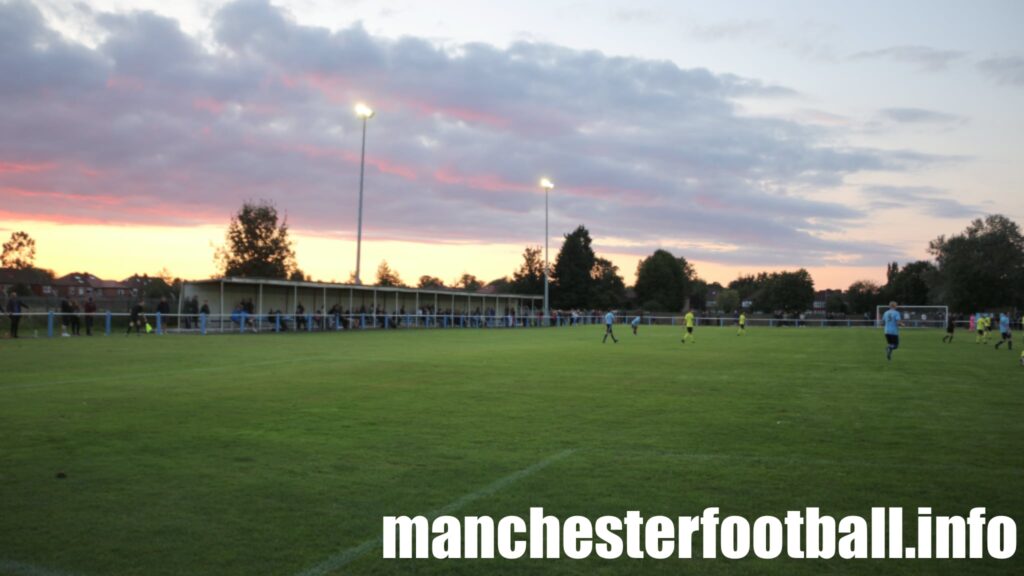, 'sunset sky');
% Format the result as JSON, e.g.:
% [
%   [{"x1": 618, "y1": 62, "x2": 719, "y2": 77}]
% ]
[{"x1": 2, "y1": 0, "x2": 1022, "y2": 289}]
